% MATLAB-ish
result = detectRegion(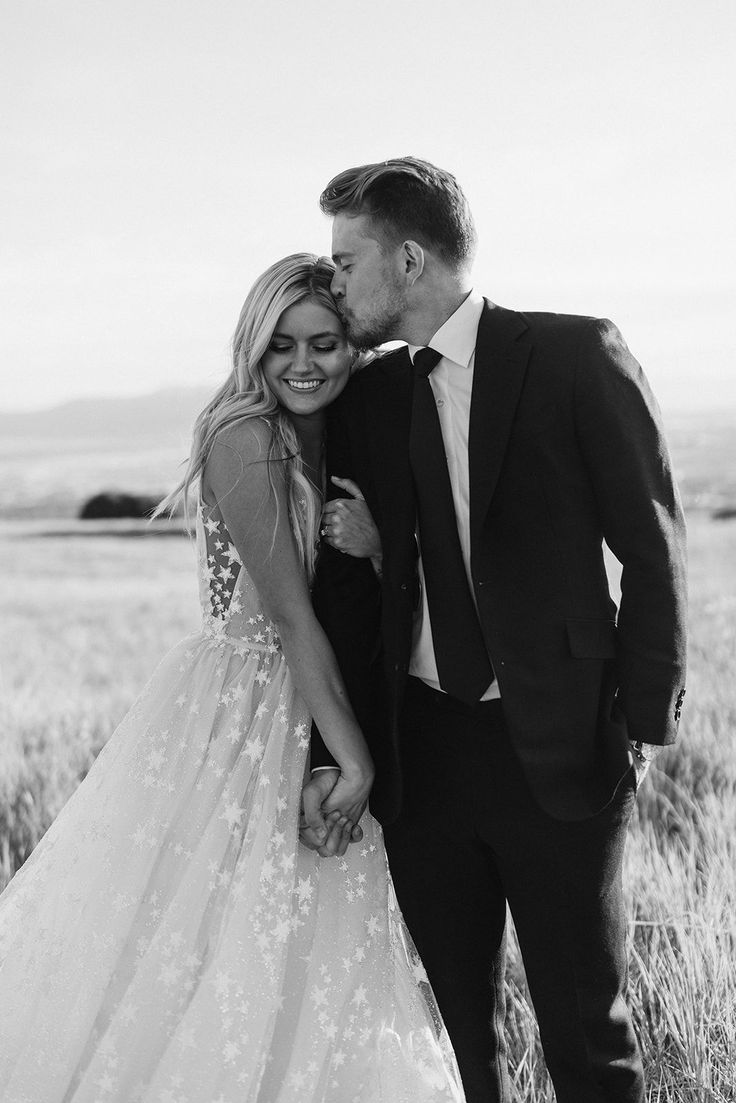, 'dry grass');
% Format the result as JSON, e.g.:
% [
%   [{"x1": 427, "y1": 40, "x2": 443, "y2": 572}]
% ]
[
  {"x1": 0, "y1": 527, "x2": 199, "y2": 874},
  {"x1": 1, "y1": 514, "x2": 735, "y2": 1100},
  {"x1": 505, "y1": 514, "x2": 736, "y2": 1101}
]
